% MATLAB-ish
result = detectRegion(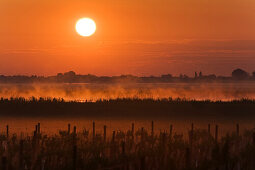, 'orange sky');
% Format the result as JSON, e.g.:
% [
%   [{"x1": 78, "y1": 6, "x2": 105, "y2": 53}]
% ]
[{"x1": 1, "y1": 0, "x2": 255, "y2": 76}]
